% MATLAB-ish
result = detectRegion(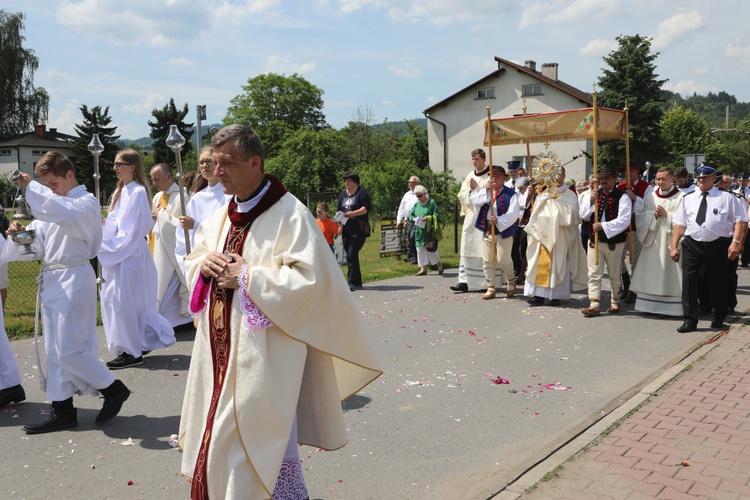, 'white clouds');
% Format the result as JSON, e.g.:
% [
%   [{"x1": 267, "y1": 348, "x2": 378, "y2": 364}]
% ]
[
  {"x1": 55, "y1": 0, "x2": 279, "y2": 47},
  {"x1": 333, "y1": 0, "x2": 516, "y2": 26},
  {"x1": 47, "y1": 99, "x2": 82, "y2": 134},
  {"x1": 520, "y1": 0, "x2": 614, "y2": 30},
  {"x1": 726, "y1": 39, "x2": 750, "y2": 70},
  {"x1": 43, "y1": 69, "x2": 75, "y2": 83},
  {"x1": 168, "y1": 57, "x2": 196, "y2": 67},
  {"x1": 580, "y1": 38, "x2": 617, "y2": 57},
  {"x1": 382, "y1": 99, "x2": 394, "y2": 107},
  {"x1": 263, "y1": 56, "x2": 316, "y2": 74},
  {"x1": 651, "y1": 10, "x2": 703, "y2": 50},
  {"x1": 694, "y1": 66, "x2": 709, "y2": 75},
  {"x1": 122, "y1": 93, "x2": 167, "y2": 115},
  {"x1": 664, "y1": 80, "x2": 719, "y2": 97},
  {"x1": 388, "y1": 64, "x2": 421, "y2": 78}
]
